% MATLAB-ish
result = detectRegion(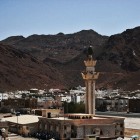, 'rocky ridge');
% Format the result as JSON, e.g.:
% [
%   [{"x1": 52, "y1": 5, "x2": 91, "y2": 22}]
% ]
[{"x1": 0, "y1": 27, "x2": 140, "y2": 91}]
